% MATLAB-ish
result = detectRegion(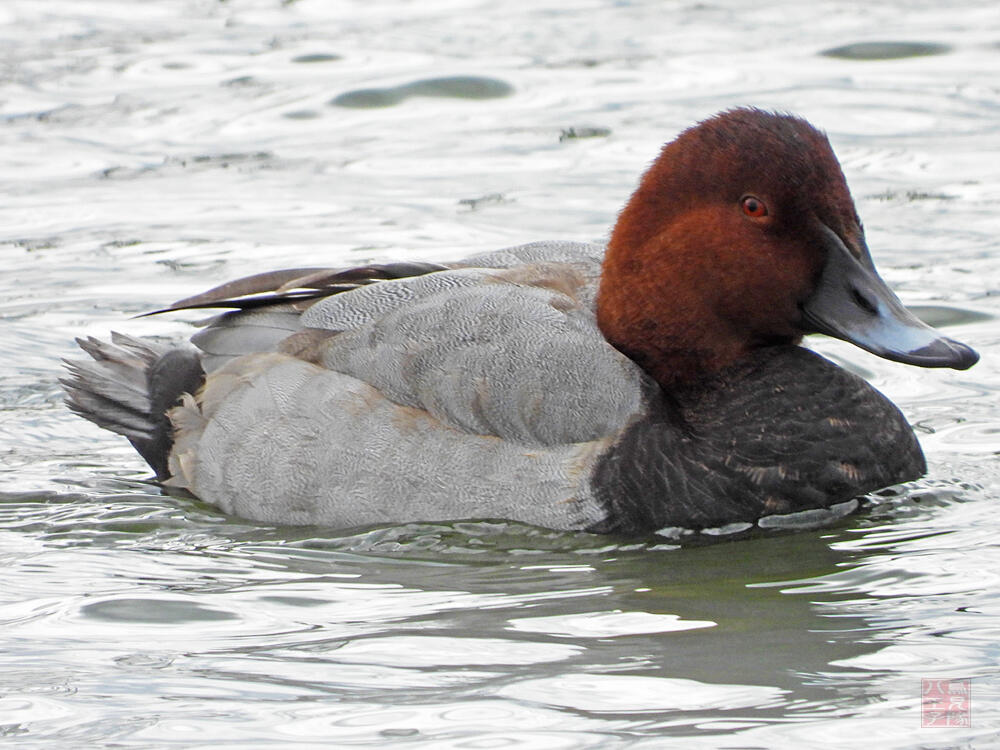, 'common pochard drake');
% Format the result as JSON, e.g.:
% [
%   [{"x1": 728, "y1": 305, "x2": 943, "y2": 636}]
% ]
[{"x1": 65, "y1": 108, "x2": 978, "y2": 535}]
